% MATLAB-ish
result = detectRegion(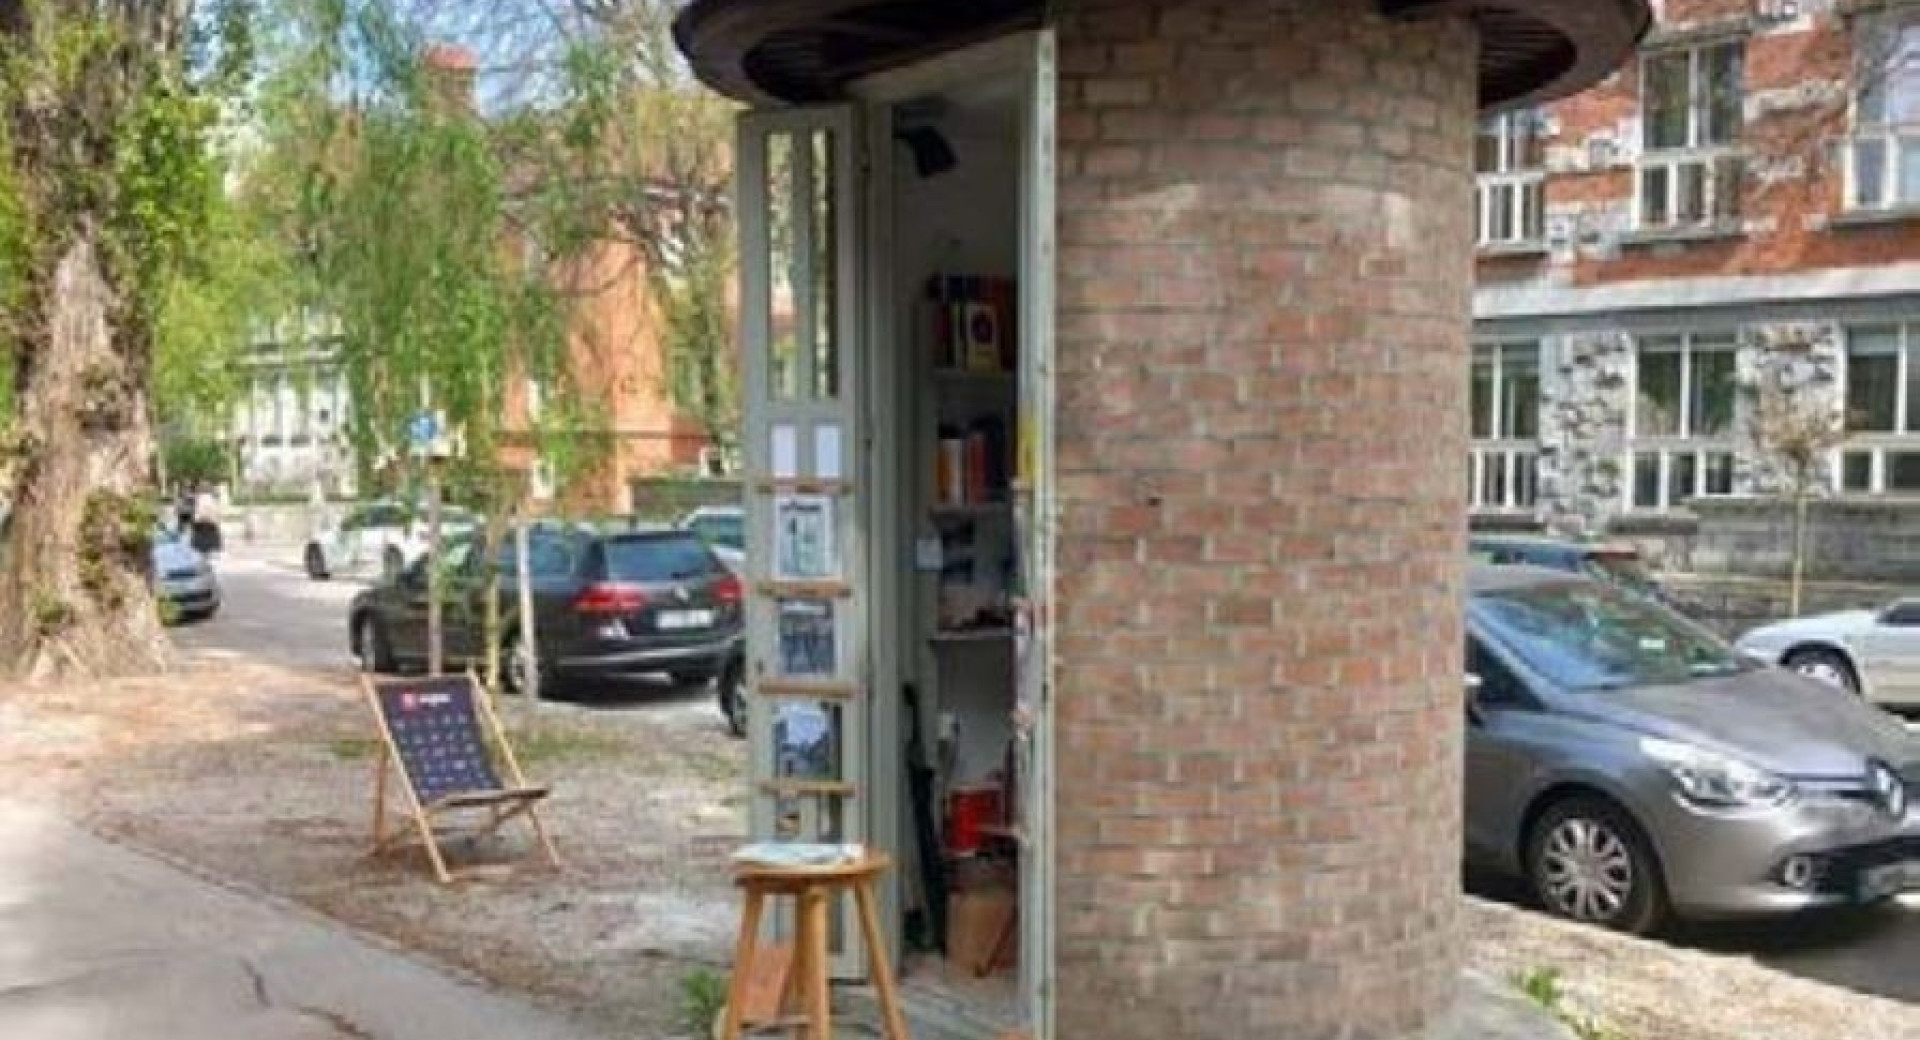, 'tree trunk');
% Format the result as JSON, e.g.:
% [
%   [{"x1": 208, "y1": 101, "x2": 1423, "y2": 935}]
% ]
[
  {"x1": 0, "y1": 231, "x2": 172, "y2": 680},
  {"x1": 425, "y1": 462, "x2": 444, "y2": 675},
  {"x1": 1789, "y1": 486, "x2": 1810, "y2": 617}
]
